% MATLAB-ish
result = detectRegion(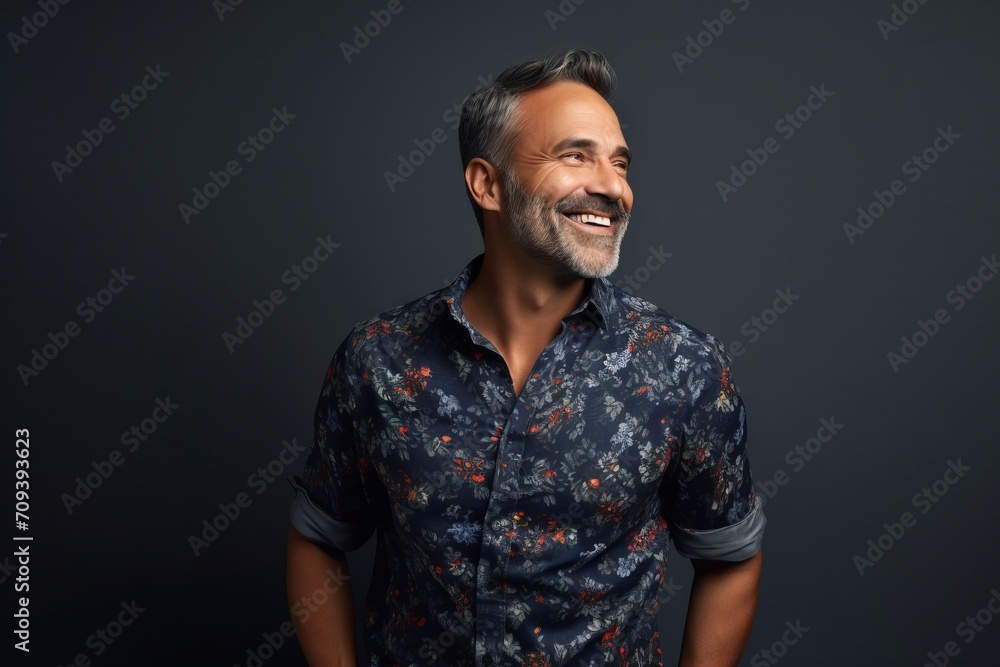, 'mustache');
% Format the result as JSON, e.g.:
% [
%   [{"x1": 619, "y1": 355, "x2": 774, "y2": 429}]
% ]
[{"x1": 555, "y1": 197, "x2": 629, "y2": 222}]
